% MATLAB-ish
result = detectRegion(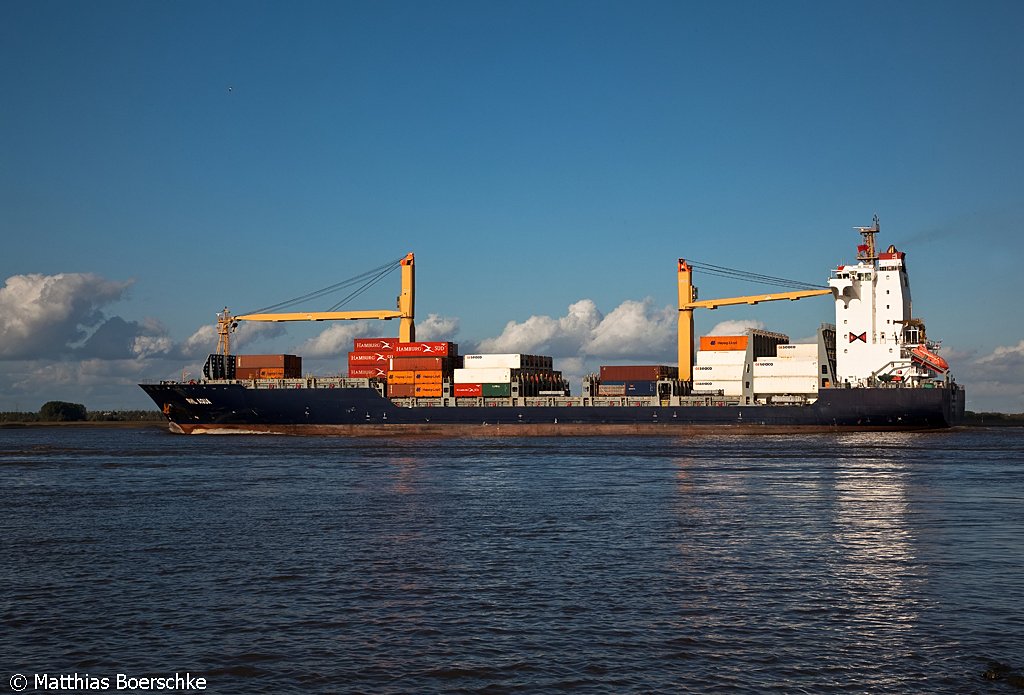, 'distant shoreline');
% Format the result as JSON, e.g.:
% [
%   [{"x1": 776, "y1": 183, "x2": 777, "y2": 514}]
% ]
[
  {"x1": 1, "y1": 420, "x2": 1020, "y2": 432},
  {"x1": 0, "y1": 421, "x2": 167, "y2": 430}
]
